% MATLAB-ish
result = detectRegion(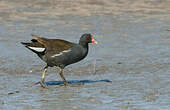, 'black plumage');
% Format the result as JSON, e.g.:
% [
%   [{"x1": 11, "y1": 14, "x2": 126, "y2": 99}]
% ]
[{"x1": 21, "y1": 33, "x2": 98, "y2": 87}]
